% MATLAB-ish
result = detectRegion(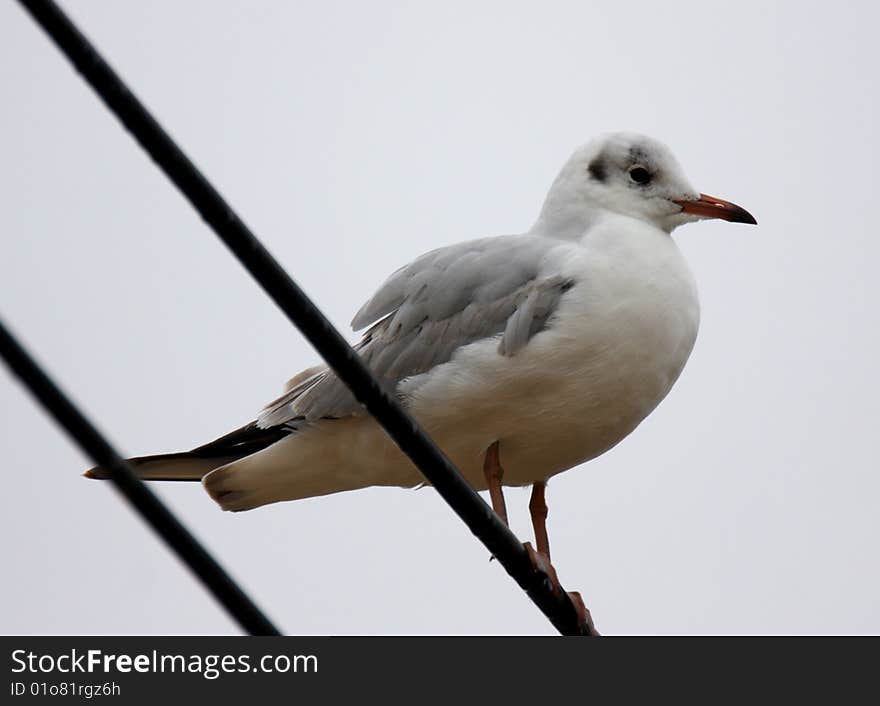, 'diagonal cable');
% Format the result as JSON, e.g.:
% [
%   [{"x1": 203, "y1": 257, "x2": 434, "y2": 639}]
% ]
[{"x1": 0, "y1": 319, "x2": 280, "y2": 635}]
